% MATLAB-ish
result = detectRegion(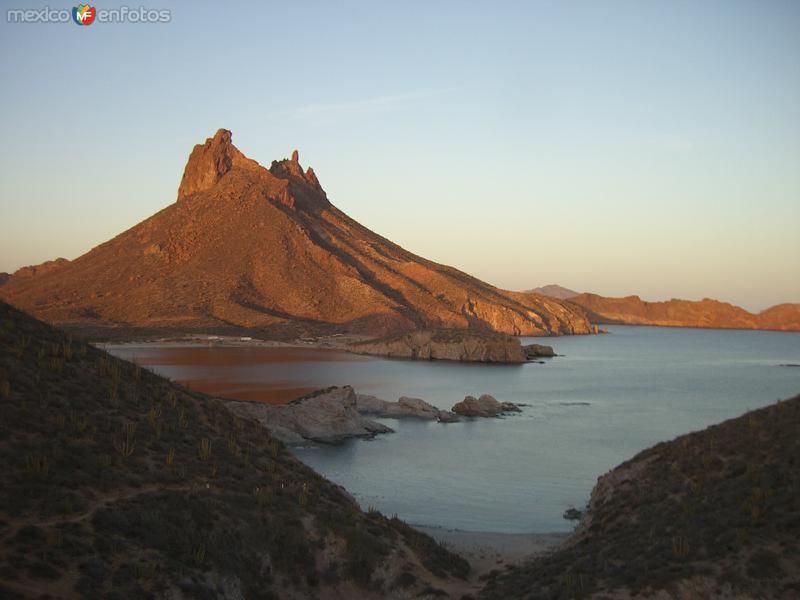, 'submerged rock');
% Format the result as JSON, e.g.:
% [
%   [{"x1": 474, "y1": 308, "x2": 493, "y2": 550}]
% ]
[
  {"x1": 437, "y1": 410, "x2": 461, "y2": 423},
  {"x1": 451, "y1": 394, "x2": 521, "y2": 418},
  {"x1": 225, "y1": 386, "x2": 392, "y2": 445}
]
